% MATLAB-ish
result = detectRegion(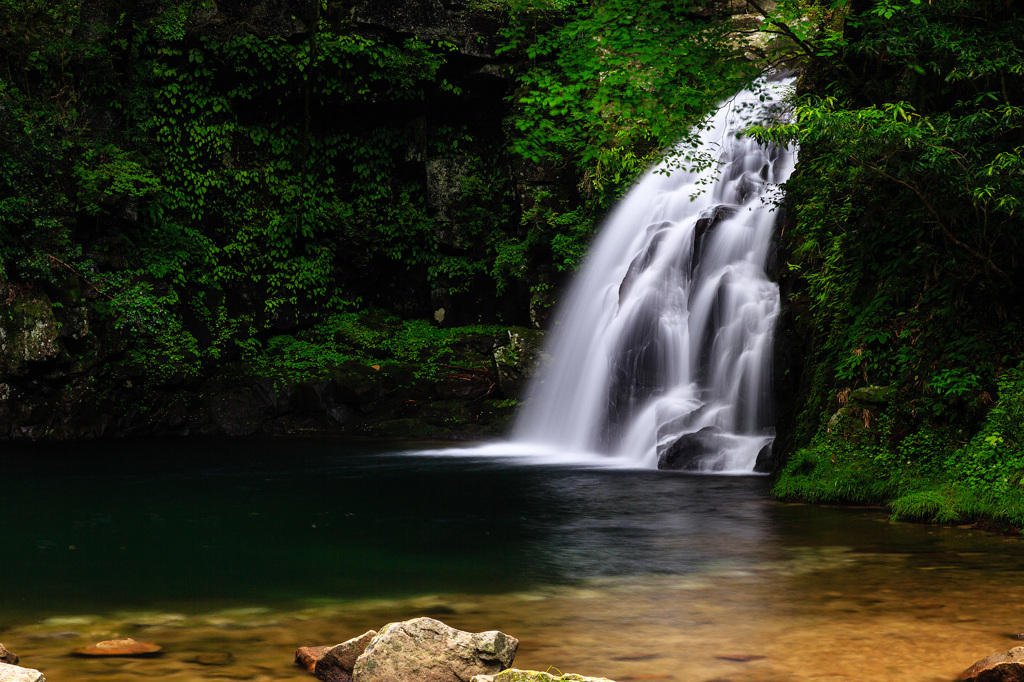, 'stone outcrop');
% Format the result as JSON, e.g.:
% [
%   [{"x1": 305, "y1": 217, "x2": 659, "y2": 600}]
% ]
[
  {"x1": 0, "y1": 663, "x2": 45, "y2": 682},
  {"x1": 314, "y1": 630, "x2": 377, "y2": 682},
  {"x1": 0, "y1": 647, "x2": 16, "y2": 666},
  {"x1": 959, "y1": 647, "x2": 1024, "y2": 681},
  {"x1": 471, "y1": 671, "x2": 616, "y2": 682},
  {"x1": 353, "y1": 617, "x2": 518, "y2": 682},
  {"x1": 0, "y1": 289, "x2": 61, "y2": 376},
  {"x1": 493, "y1": 329, "x2": 548, "y2": 400},
  {"x1": 353, "y1": 0, "x2": 501, "y2": 58}
]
